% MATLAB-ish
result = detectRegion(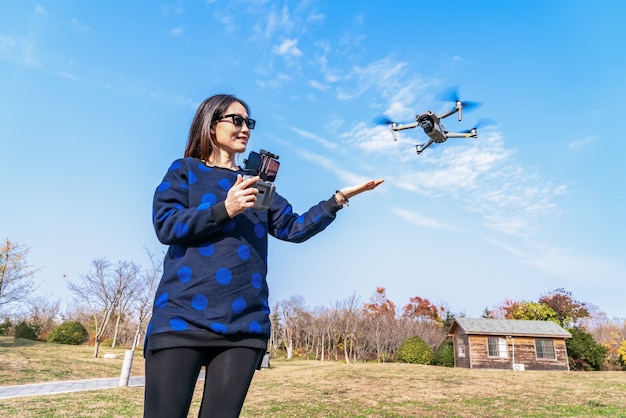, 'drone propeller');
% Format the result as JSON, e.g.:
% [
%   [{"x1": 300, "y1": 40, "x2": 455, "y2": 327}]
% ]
[
  {"x1": 438, "y1": 86, "x2": 482, "y2": 112},
  {"x1": 461, "y1": 118, "x2": 496, "y2": 133},
  {"x1": 373, "y1": 115, "x2": 394, "y2": 125}
]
